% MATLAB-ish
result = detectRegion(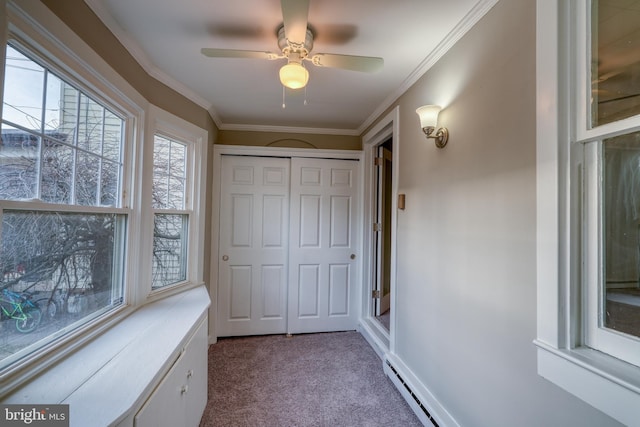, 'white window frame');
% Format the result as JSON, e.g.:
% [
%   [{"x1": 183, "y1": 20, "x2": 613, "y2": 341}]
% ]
[
  {"x1": 142, "y1": 105, "x2": 207, "y2": 301},
  {"x1": 0, "y1": 18, "x2": 143, "y2": 393},
  {"x1": 536, "y1": 2, "x2": 640, "y2": 425},
  {"x1": 0, "y1": 0, "x2": 208, "y2": 394}
]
